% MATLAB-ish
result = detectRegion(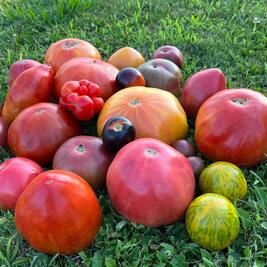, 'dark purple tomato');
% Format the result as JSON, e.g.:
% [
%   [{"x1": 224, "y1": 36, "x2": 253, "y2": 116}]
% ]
[
  {"x1": 171, "y1": 139, "x2": 195, "y2": 157},
  {"x1": 102, "y1": 116, "x2": 135, "y2": 152},
  {"x1": 116, "y1": 67, "x2": 145, "y2": 90},
  {"x1": 188, "y1": 156, "x2": 205, "y2": 177}
]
